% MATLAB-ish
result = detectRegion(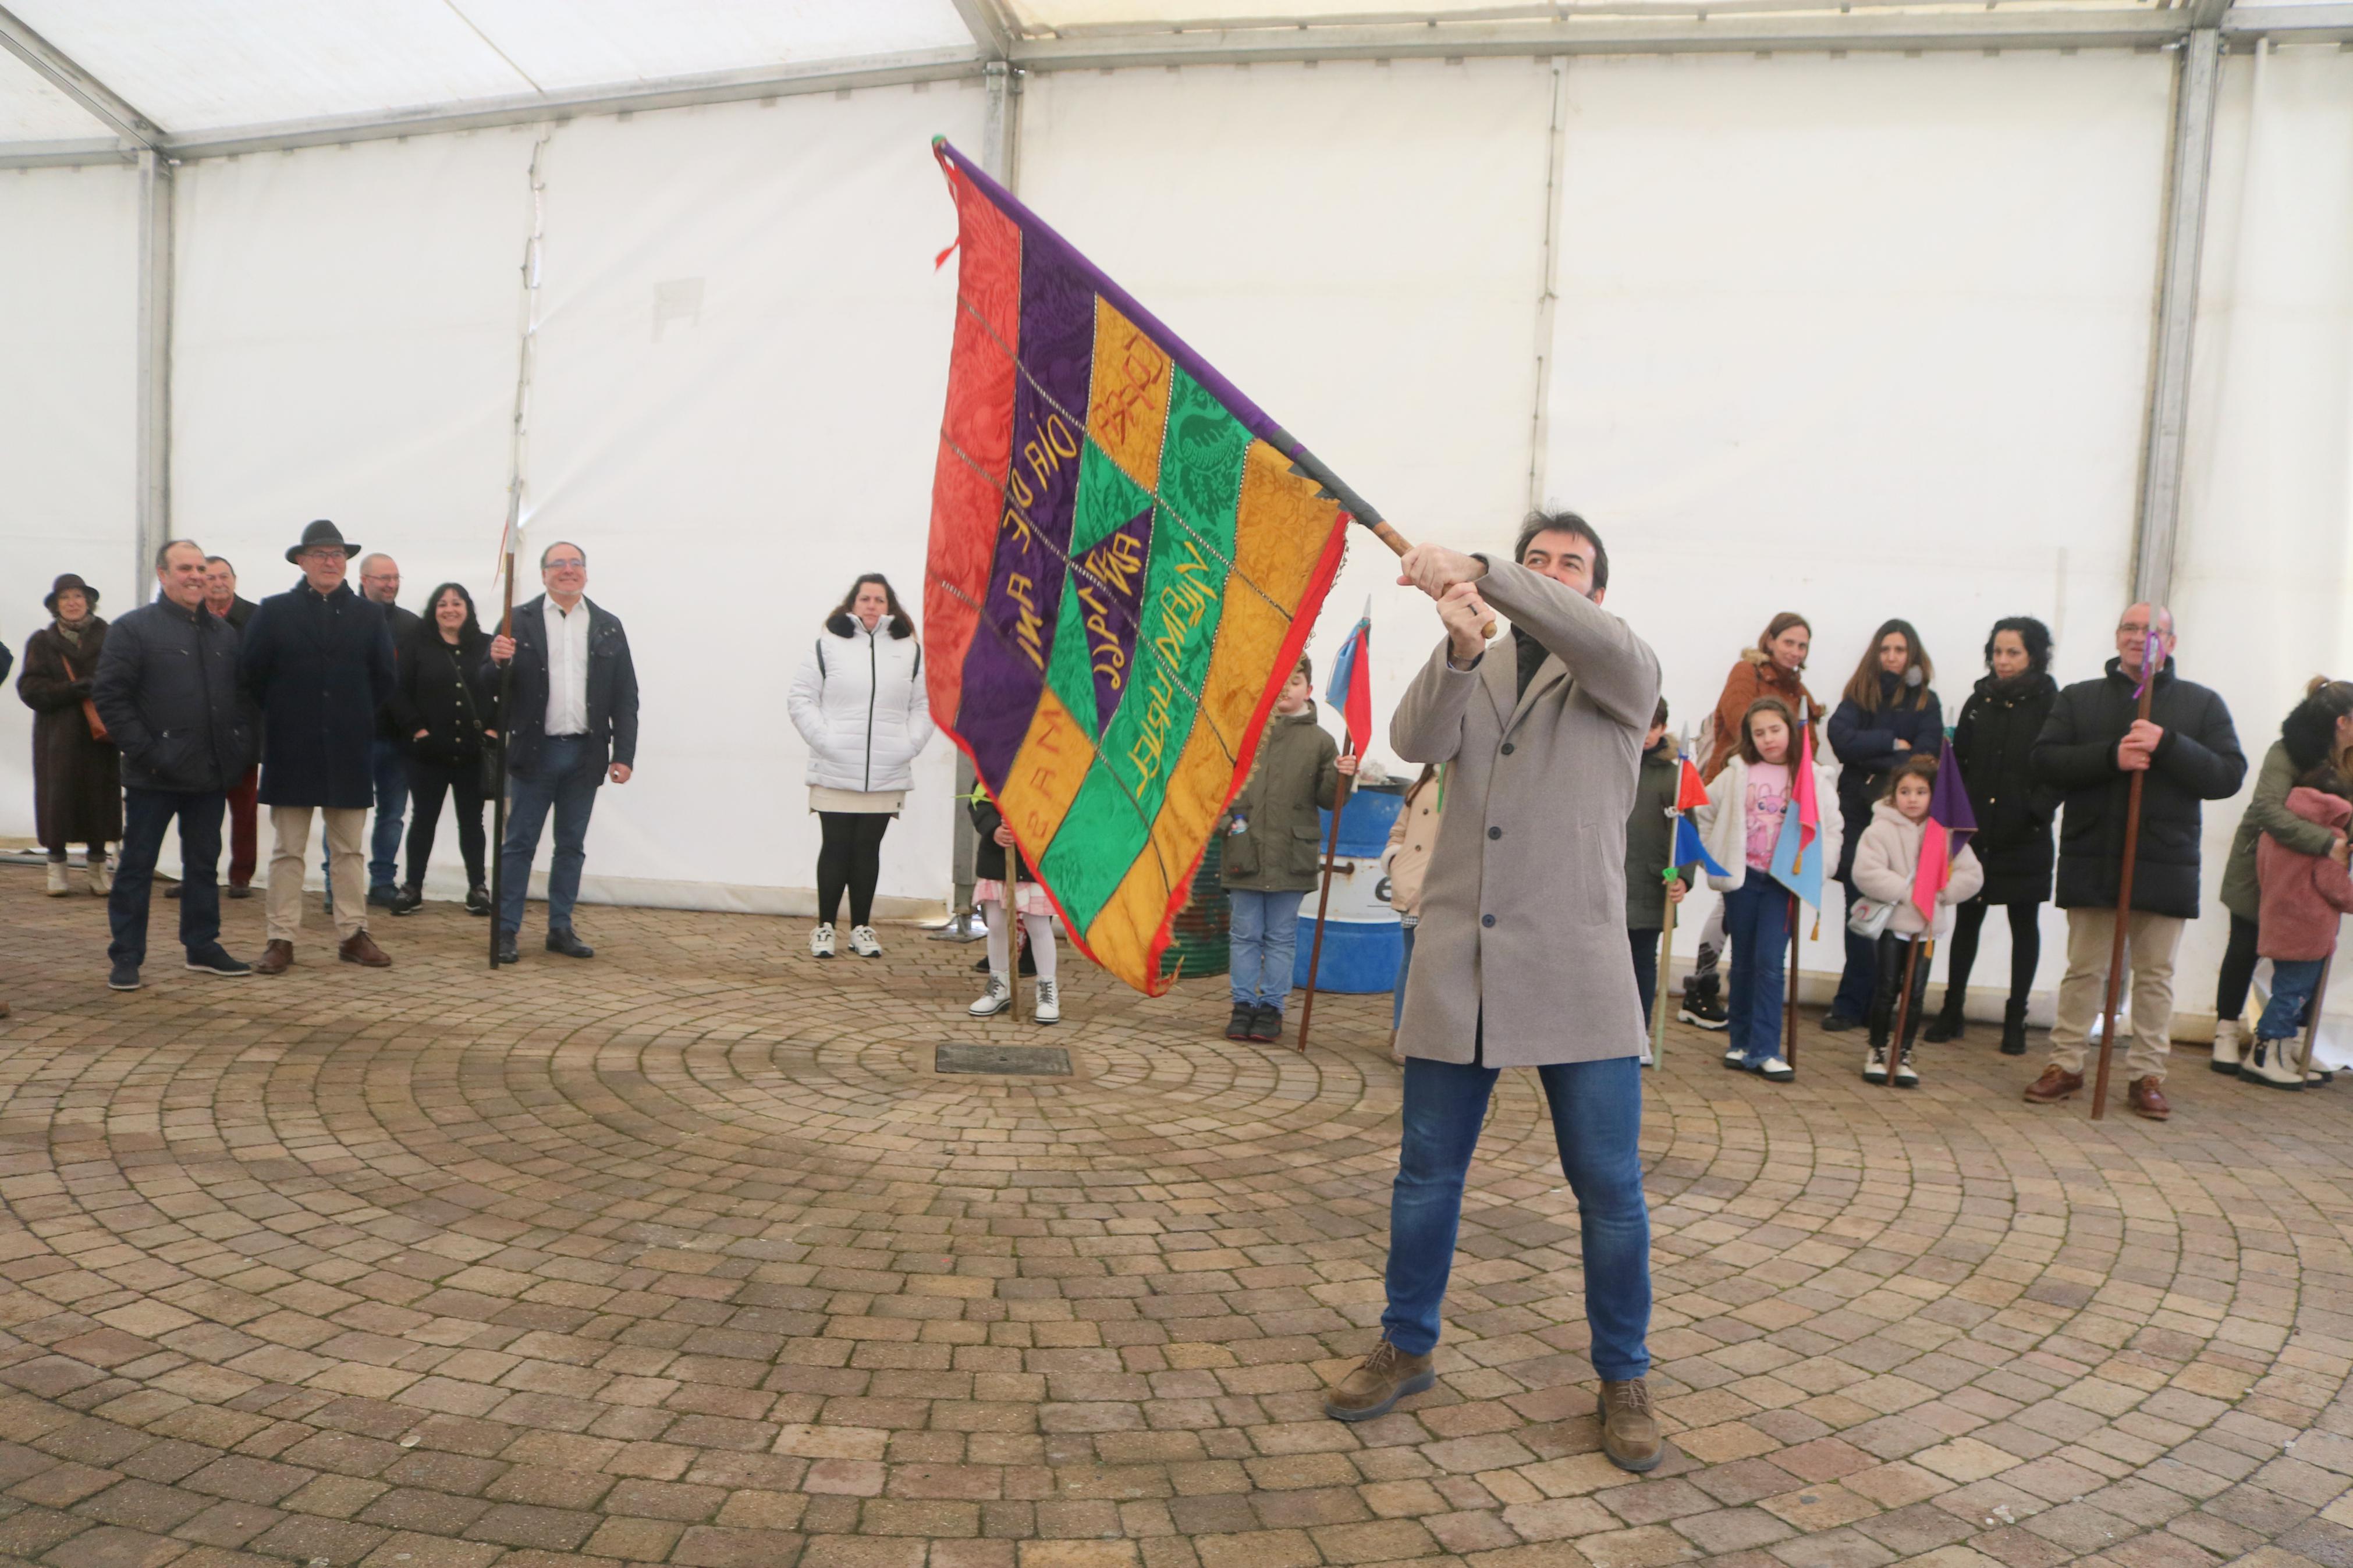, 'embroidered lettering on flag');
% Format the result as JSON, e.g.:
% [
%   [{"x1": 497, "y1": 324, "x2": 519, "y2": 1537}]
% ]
[{"x1": 924, "y1": 138, "x2": 1353, "y2": 995}]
